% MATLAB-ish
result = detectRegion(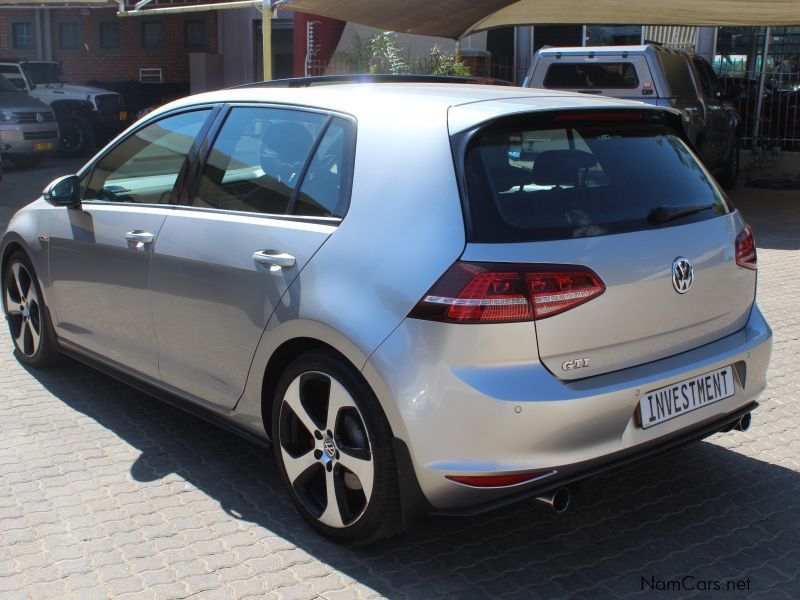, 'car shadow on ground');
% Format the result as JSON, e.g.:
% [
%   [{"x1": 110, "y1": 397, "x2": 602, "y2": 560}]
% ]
[{"x1": 23, "y1": 355, "x2": 800, "y2": 599}]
